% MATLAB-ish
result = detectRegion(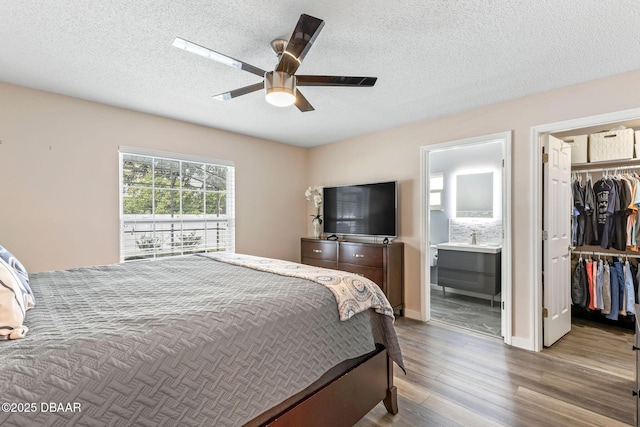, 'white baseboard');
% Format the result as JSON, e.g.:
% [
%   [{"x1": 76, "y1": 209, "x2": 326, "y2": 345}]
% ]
[
  {"x1": 403, "y1": 309, "x2": 422, "y2": 320},
  {"x1": 510, "y1": 336, "x2": 535, "y2": 351}
]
